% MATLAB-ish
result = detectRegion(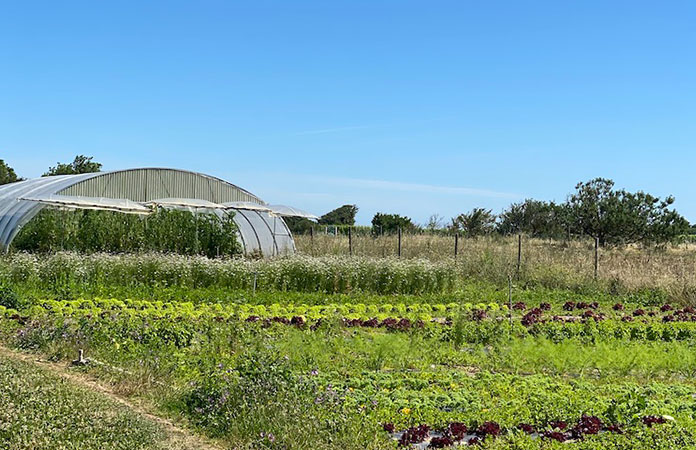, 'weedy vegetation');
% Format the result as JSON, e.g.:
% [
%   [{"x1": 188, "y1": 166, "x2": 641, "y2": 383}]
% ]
[{"x1": 2, "y1": 250, "x2": 696, "y2": 449}]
